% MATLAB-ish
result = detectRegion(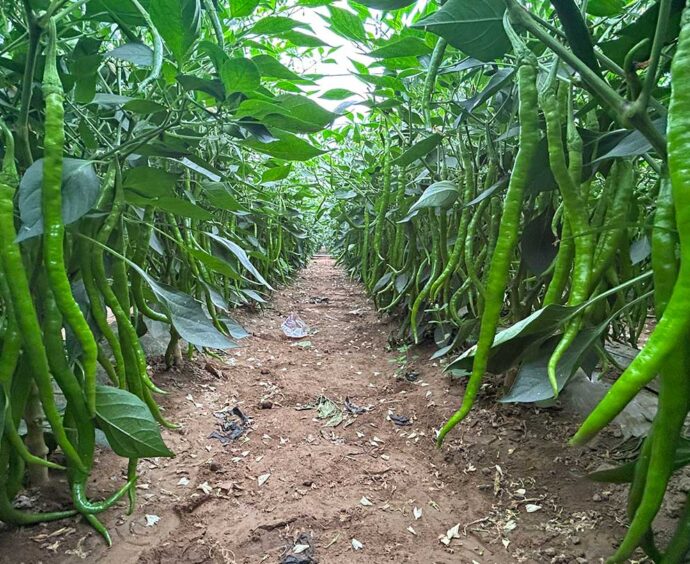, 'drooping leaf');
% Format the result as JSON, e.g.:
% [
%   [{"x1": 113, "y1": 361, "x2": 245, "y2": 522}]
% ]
[
  {"x1": 205, "y1": 232, "x2": 274, "y2": 288},
  {"x1": 105, "y1": 43, "x2": 154, "y2": 67},
  {"x1": 400, "y1": 180, "x2": 459, "y2": 222},
  {"x1": 369, "y1": 37, "x2": 432, "y2": 58},
  {"x1": 248, "y1": 16, "x2": 308, "y2": 36},
  {"x1": 499, "y1": 331, "x2": 598, "y2": 403},
  {"x1": 326, "y1": 6, "x2": 367, "y2": 42},
  {"x1": 447, "y1": 304, "x2": 578, "y2": 372},
  {"x1": 320, "y1": 88, "x2": 359, "y2": 100},
  {"x1": 177, "y1": 74, "x2": 225, "y2": 99},
  {"x1": 95, "y1": 385, "x2": 174, "y2": 458},
  {"x1": 242, "y1": 130, "x2": 327, "y2": 161},
  {"x1": 412, "y1": 0, "x2": 510, "y2": 61},
  {"x1": 123, "y1": 166, "x2": 179, "y2": 198},
  {"x1": 252, "y1": 54, "x2": 303, "y2": 81},
  {"x1": 16, "y1": 159, "x2": 101, "y2": 242},
  {"x1": 594, "y1": 118, "x2": 667, "y2": 161},
  {"x1": 520, "y1": 211, "x2": 557, "y2": 276},
  {"x1": 393, "y1": 133, "x2": 443, "y2": 166}
]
